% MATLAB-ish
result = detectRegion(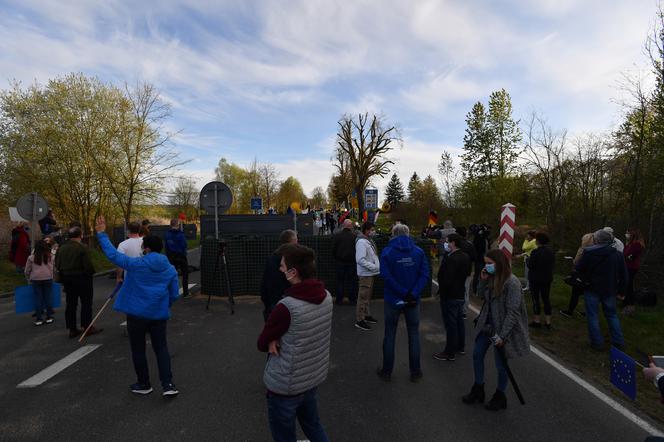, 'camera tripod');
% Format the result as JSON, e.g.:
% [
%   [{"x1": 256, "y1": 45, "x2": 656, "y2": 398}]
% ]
[{"x1": 207, "y1": 239, "x2": 235, "y2": 314}]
